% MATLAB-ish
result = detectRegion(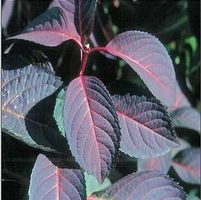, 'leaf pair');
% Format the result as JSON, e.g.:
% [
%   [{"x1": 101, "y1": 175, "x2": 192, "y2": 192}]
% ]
[{"x1": 29, "y1": 154, "x2": 186, "y2": 200}]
